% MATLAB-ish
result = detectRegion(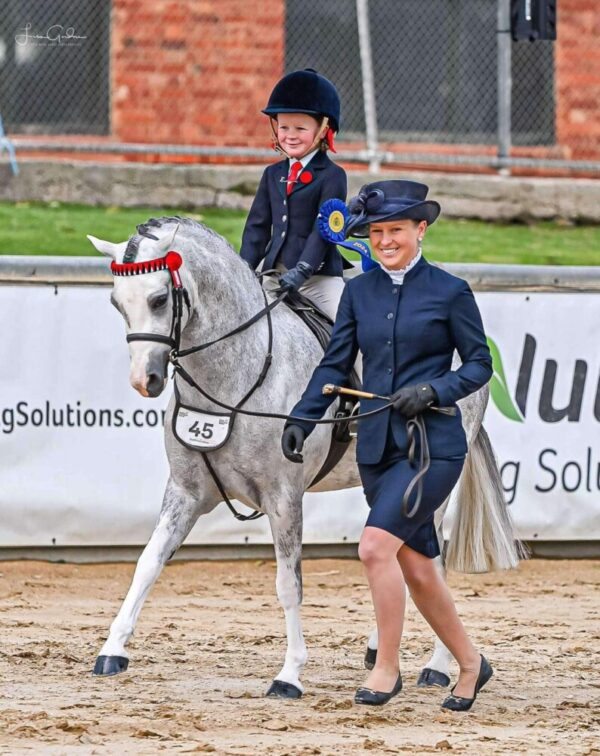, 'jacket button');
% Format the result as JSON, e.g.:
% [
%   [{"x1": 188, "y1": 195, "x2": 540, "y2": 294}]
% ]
[
  {"x1": 387, "y1": 339, "x2": 392, "y2": 346},
  {"x1": 393, "y1": 287, "x2": 398, "y2": 294},
  {"x1": 281, "y1": 231, "x2": 285, "y2": 238},
  {"x1": 387, "y1": 312, "x2": 393, "y2": 319},
  {"x1": 283, "y1": 199, "x2": 287, "y2": 206},
  {"x1": 387, "y1": 368, "x2": 392, "y2": 374},
  {"x1": 282, "y1": 215, "x2": 287, "y2": 222}
]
